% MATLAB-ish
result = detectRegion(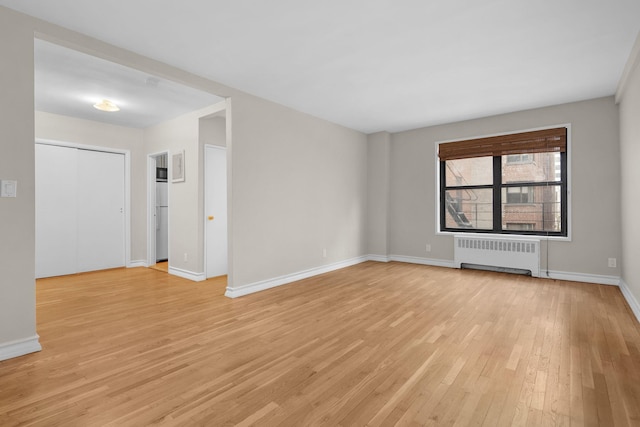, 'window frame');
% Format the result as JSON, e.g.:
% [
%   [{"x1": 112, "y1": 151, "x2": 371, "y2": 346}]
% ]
[
  {"x1": 435, "y1": 125, "x2": 571, "y2": 240},
  {"x1": 506, "y1": 223, "x2": 535, "y2": 231},
  {"x1": 505, "y1": 185, "x2": 535, "y2": 204},
  {"x1": 505, "y1": 153, "x2": 534, "y2": 164}
]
